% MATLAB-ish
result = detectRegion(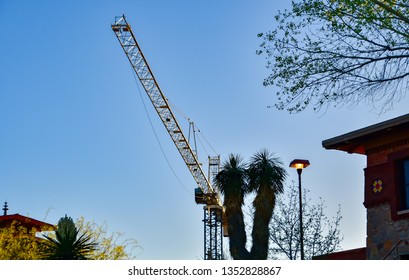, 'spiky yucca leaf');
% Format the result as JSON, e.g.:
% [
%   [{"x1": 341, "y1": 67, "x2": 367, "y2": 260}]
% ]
[{"x1": 42, "y1": 215, "x2": 97, "y2": 260}]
